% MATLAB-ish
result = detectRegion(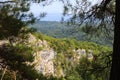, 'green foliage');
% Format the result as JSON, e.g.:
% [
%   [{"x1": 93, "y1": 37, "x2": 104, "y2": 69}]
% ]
[
  {"x1": 0, "y1": 0, "x2": 45, "y2": 79},
  {"x1": 0, "y1": 28, "x2": 112, "y2": 80},
  {"x1": 0, "y1": 0, "x2": 37, "y2": 38},
  {"x1": 76, "y1": 51, "x2": 112, "y2": 80},
  {"x1": 29, "y1": 21, "x2": 113, "y2": 46},
  {"x1": 0, "y1": 70, "x2": 13, "y2": 80},
  {"x1": 0, "y1": 43, "x2": 40, "y2": 80},
  {"x1": 34, "y1": 32, "x2": 112, "y2": 54},
  {"x1": 14, "y1": 44, "x2": 34, "y2": 62},
  {"x1": 33, "y1": 32, "x2": 112, "y2": 80},
  {"x1": 0, "y1": 15, "x2": 24, "y2": 38}
]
